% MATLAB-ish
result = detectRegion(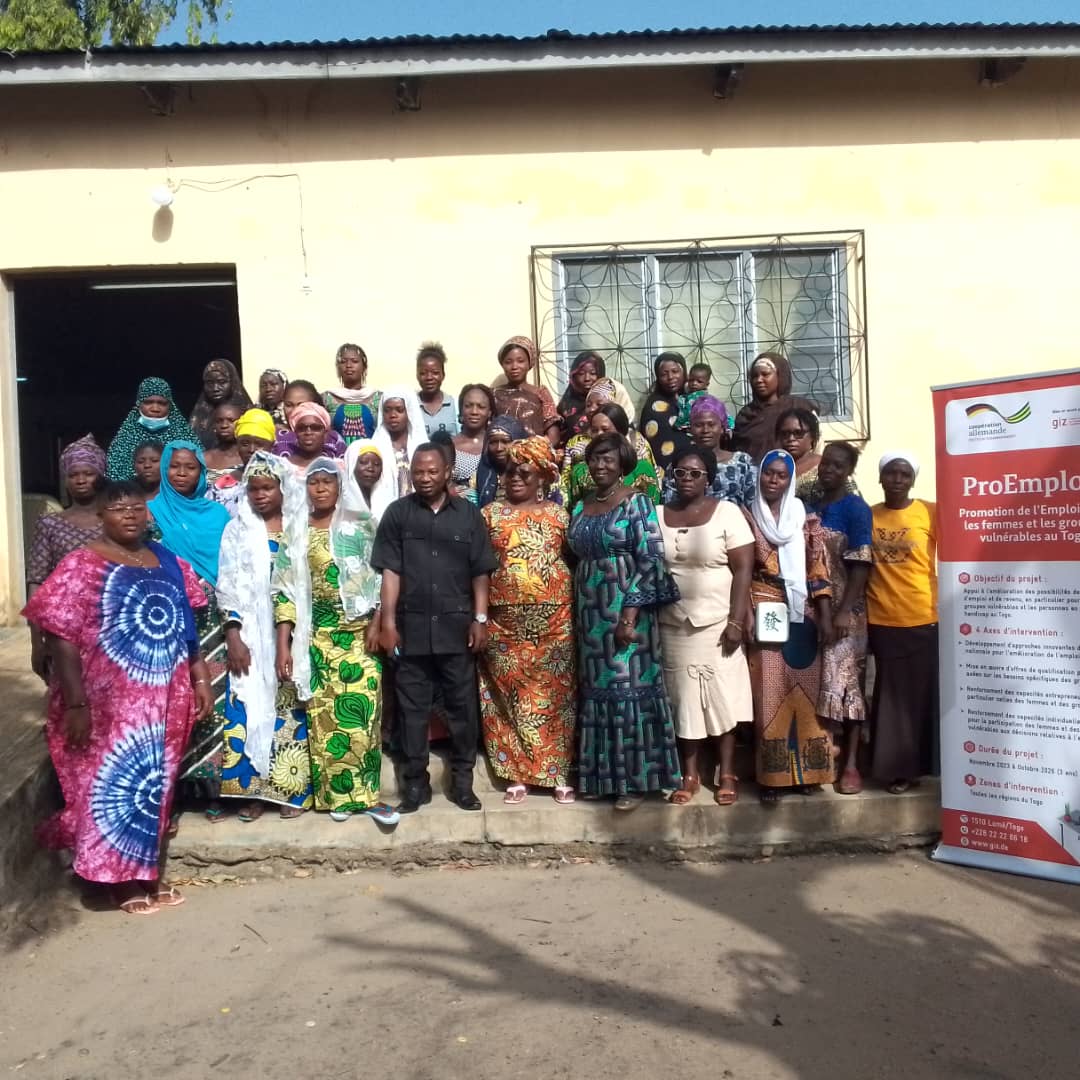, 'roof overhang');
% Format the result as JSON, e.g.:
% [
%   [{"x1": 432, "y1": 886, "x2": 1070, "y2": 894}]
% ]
[{"x1": 2, "y1": 25, "x2": 1080, "y2": 87}]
